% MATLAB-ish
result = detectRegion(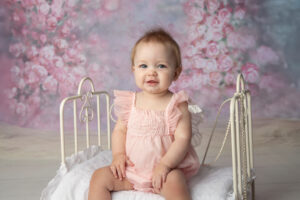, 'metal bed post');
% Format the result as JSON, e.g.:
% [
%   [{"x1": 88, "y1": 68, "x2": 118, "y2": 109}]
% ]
[{"x1": 201, "y1": 73, "x2": 255, "y2": 200}]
